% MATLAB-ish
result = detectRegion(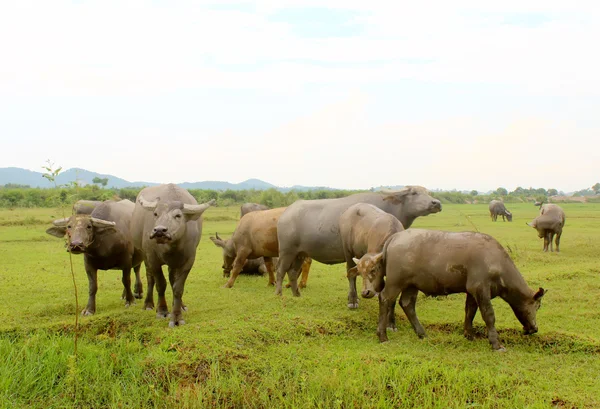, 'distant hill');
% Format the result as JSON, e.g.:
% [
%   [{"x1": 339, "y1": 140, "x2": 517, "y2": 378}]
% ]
[{"x1": 0, "y1": 167, "x2": 340, "y2": 191}]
